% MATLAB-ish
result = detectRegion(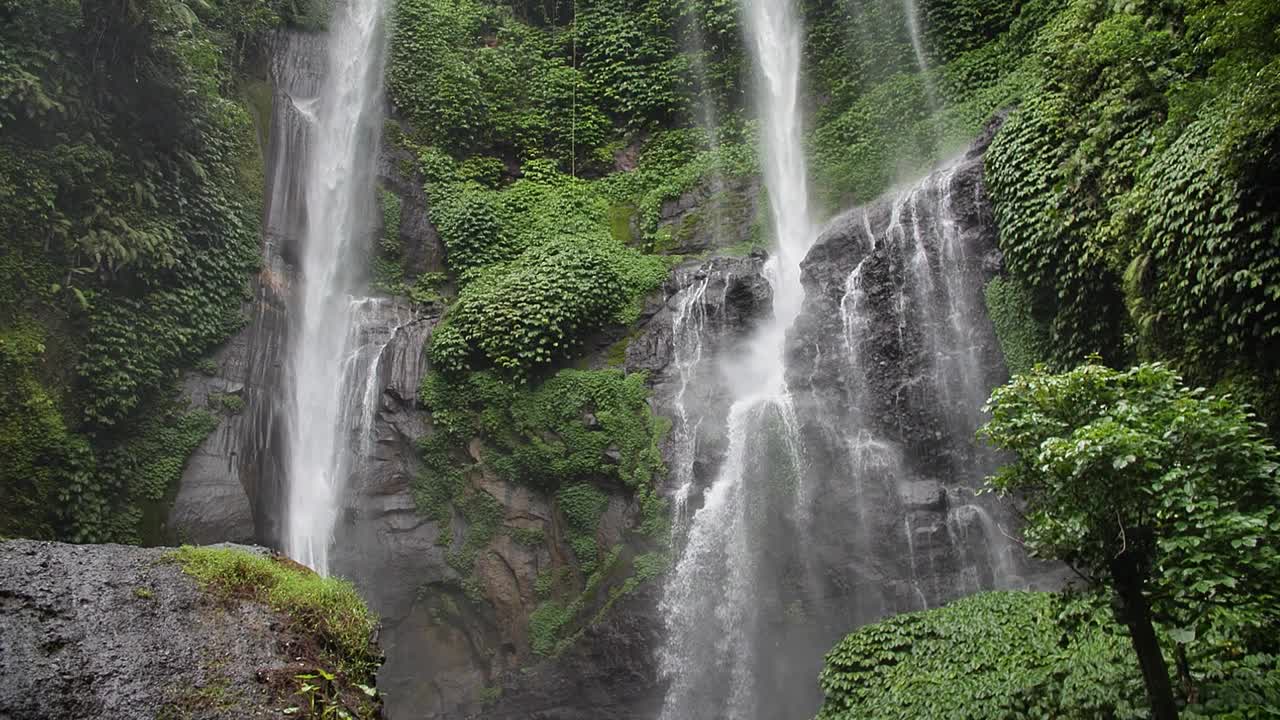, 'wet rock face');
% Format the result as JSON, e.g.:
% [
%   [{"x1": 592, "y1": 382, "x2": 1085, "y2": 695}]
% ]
[
  {"x1": 480, "y1": 586, "x2": 666, "y2": 720},
  {"x1": 169, "y1": 30, "x2": 321, "y2": 549},
  {"x1": 0, "y1": 541, "x2": 316, "y2": 720},
  {"x1": 326, "y1": 306, "x2": 451, "y2": 720},
  {"x1": 626, "y1": 254, "x2": 774, "y2": 493},
  {"x1": 784, "y1": 115, "x2": 1059, "y2": 627},
  {"x1": 378, "y1": 123, "x2": 445, "y2": 276}
]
